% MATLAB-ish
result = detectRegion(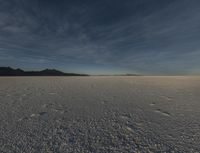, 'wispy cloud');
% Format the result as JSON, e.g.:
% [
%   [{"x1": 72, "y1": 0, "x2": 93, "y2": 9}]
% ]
[{"x1": 0, "y1": 0, "x2": 200, "y2": 74}]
